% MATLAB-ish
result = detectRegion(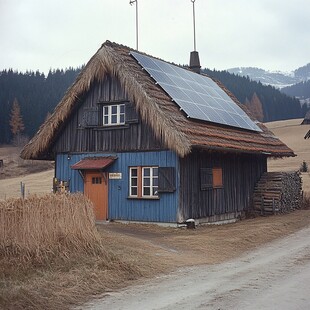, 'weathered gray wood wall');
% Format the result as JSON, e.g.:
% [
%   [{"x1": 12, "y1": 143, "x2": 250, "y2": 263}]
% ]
[
  {"x1": 51, "y1": 75, "x2": 164, "y2": 154},
  {"x1": 178, "y1": 150, "x2": 267, "y2": 220}
]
